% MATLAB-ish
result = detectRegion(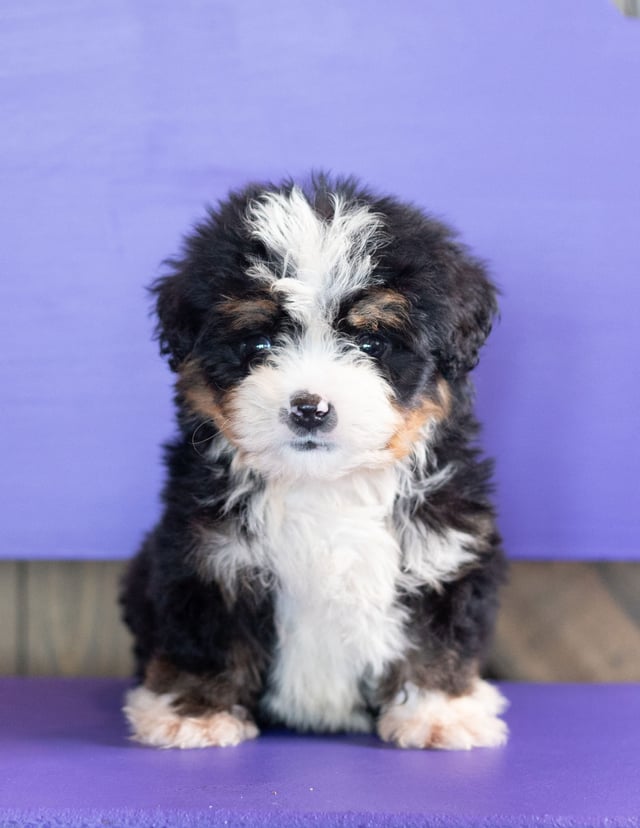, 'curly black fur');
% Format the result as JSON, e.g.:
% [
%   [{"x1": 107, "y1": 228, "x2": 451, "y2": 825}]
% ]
[{"x1": 120, "y1": 173, "x2": 506, "y2": 743}]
